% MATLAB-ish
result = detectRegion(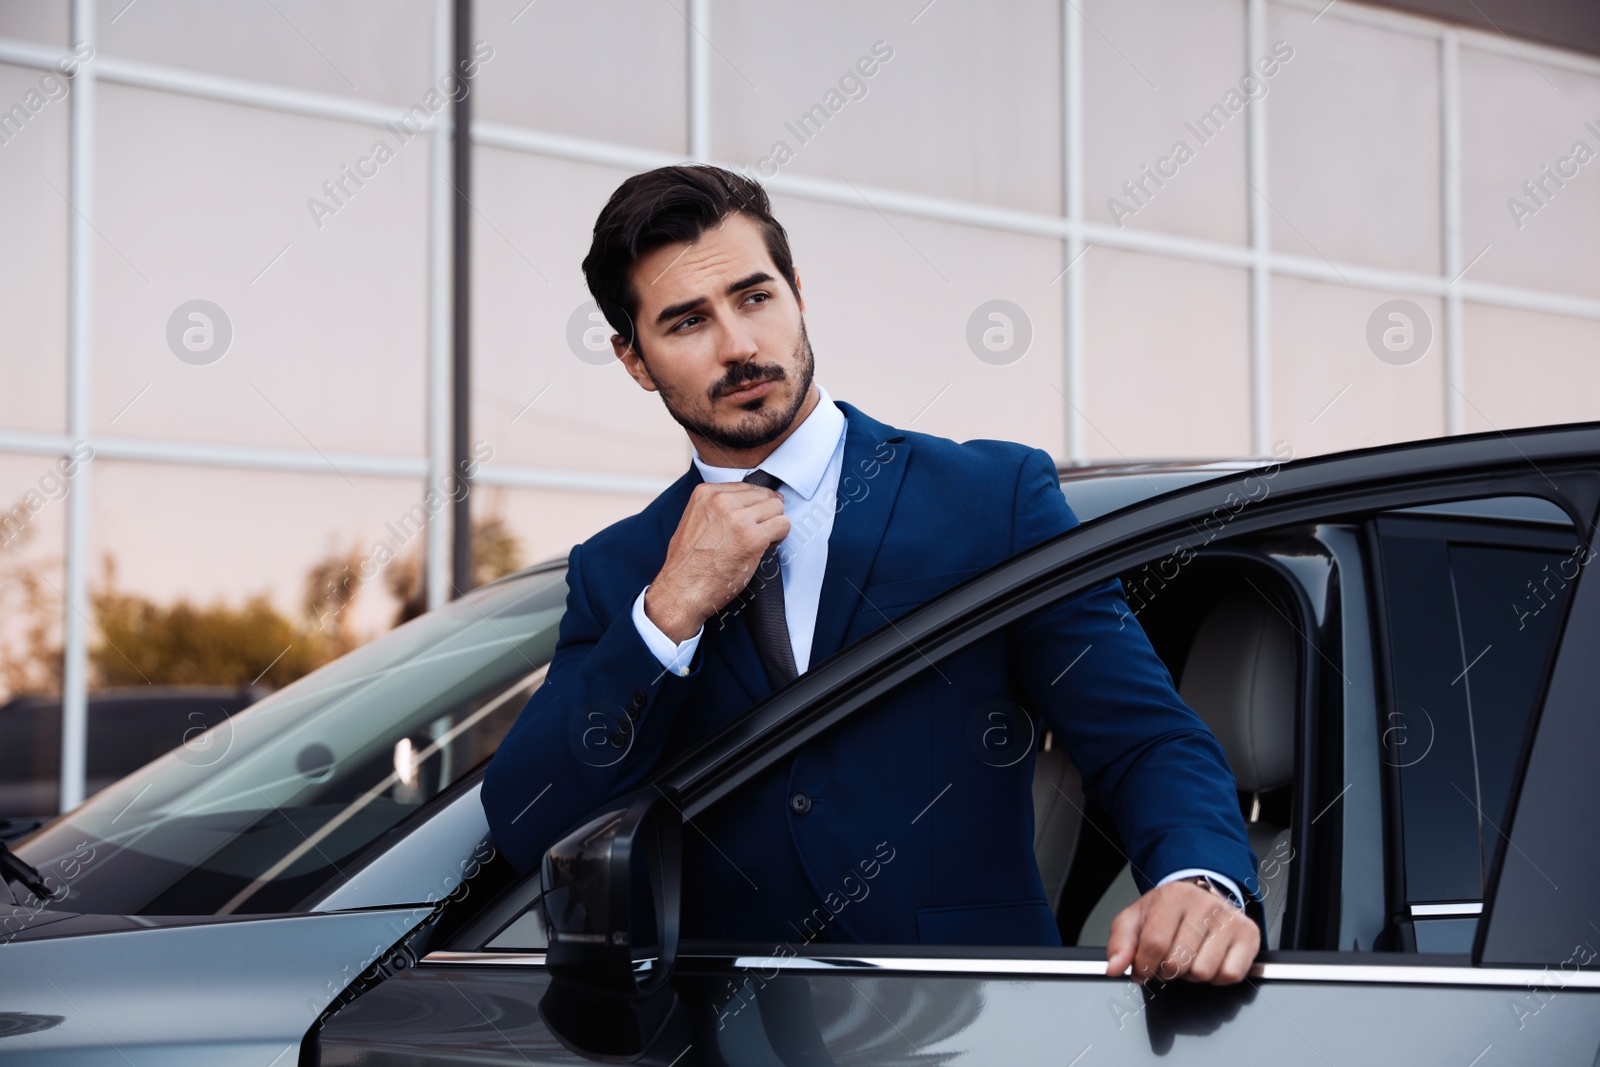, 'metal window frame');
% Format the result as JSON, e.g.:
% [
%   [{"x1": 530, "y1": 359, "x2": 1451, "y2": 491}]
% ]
[
  {"x1": 1, "y1": 1, "x2": 1597, "y2": 812},
  {"x1": 418, "y1": 948, "x2": 1600, "y2": 988}
]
